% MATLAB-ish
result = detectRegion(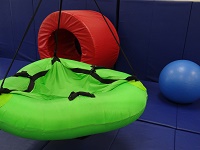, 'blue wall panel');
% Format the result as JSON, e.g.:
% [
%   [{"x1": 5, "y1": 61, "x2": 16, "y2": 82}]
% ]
[
  {"x1": 146, "y1": 1, "x2": 191, "y2": 82},
  {"x1": 33, "y1": 0, "x2": 59, "y2": 32},
  {"x1": 115, "y1": 1, "x2": 154, "y2": 79},
  {"x1": 0, "y1": 1, "x2": 14, "y2": 59},
  {"x1": 86, "y1": 0, "x2": 118, "y2": 26},
  {"x1": 9, "y1": 0, "x2": 37, "y2": 62},
  {"x1": 183, "y1": 2, "x2": 200, "y2": 65},
  {"x1": 62, "y1": 0, "x2": 87, "y2": 10},
  {"x1": 116, "y1": 1, "x2": 191, "y2": 81}
]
